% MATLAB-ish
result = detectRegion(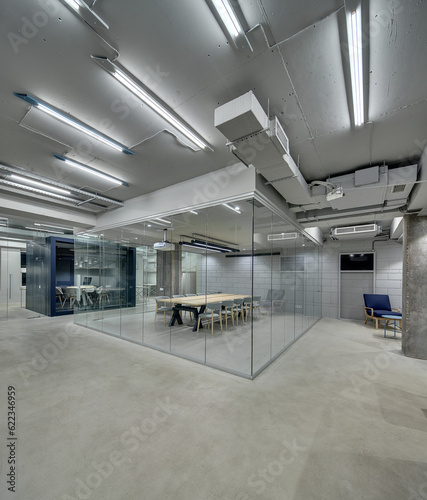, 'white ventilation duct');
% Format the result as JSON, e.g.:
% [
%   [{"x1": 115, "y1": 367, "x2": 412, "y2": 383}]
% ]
[
  {"x1": 215, "y1": 91, "x2": 418, "y2": 218},
  {"x1": 330, "y1": 224, "x2": 382, "y2": 240},
  {"x1": 214, "y1": 91, "x2": 312, "y2": 205}
]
